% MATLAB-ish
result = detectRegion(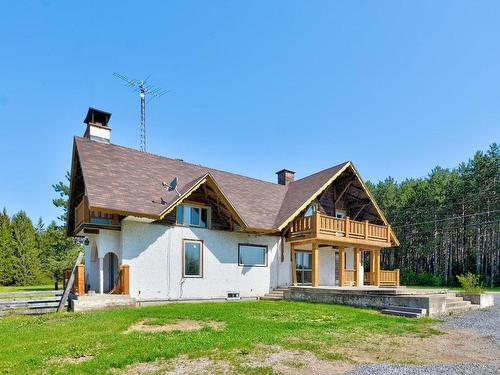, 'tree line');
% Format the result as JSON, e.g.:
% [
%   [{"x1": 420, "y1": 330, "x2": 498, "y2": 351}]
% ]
[
  {"x1": 368, "y1": 143, "x2": 499, "y2": 287},
  {"x1": 0, "y1": 174, "x2": 81, "y2": 288}
]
